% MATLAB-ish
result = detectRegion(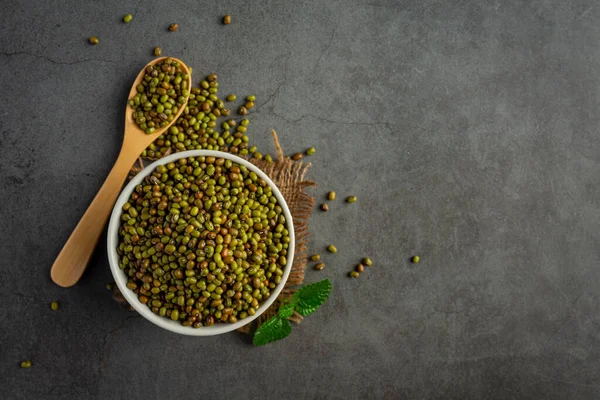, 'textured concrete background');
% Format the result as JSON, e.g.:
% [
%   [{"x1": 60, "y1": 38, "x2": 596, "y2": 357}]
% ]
[{"x1": 1, "y1": 0, "x2": 600, "y2": 399}]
